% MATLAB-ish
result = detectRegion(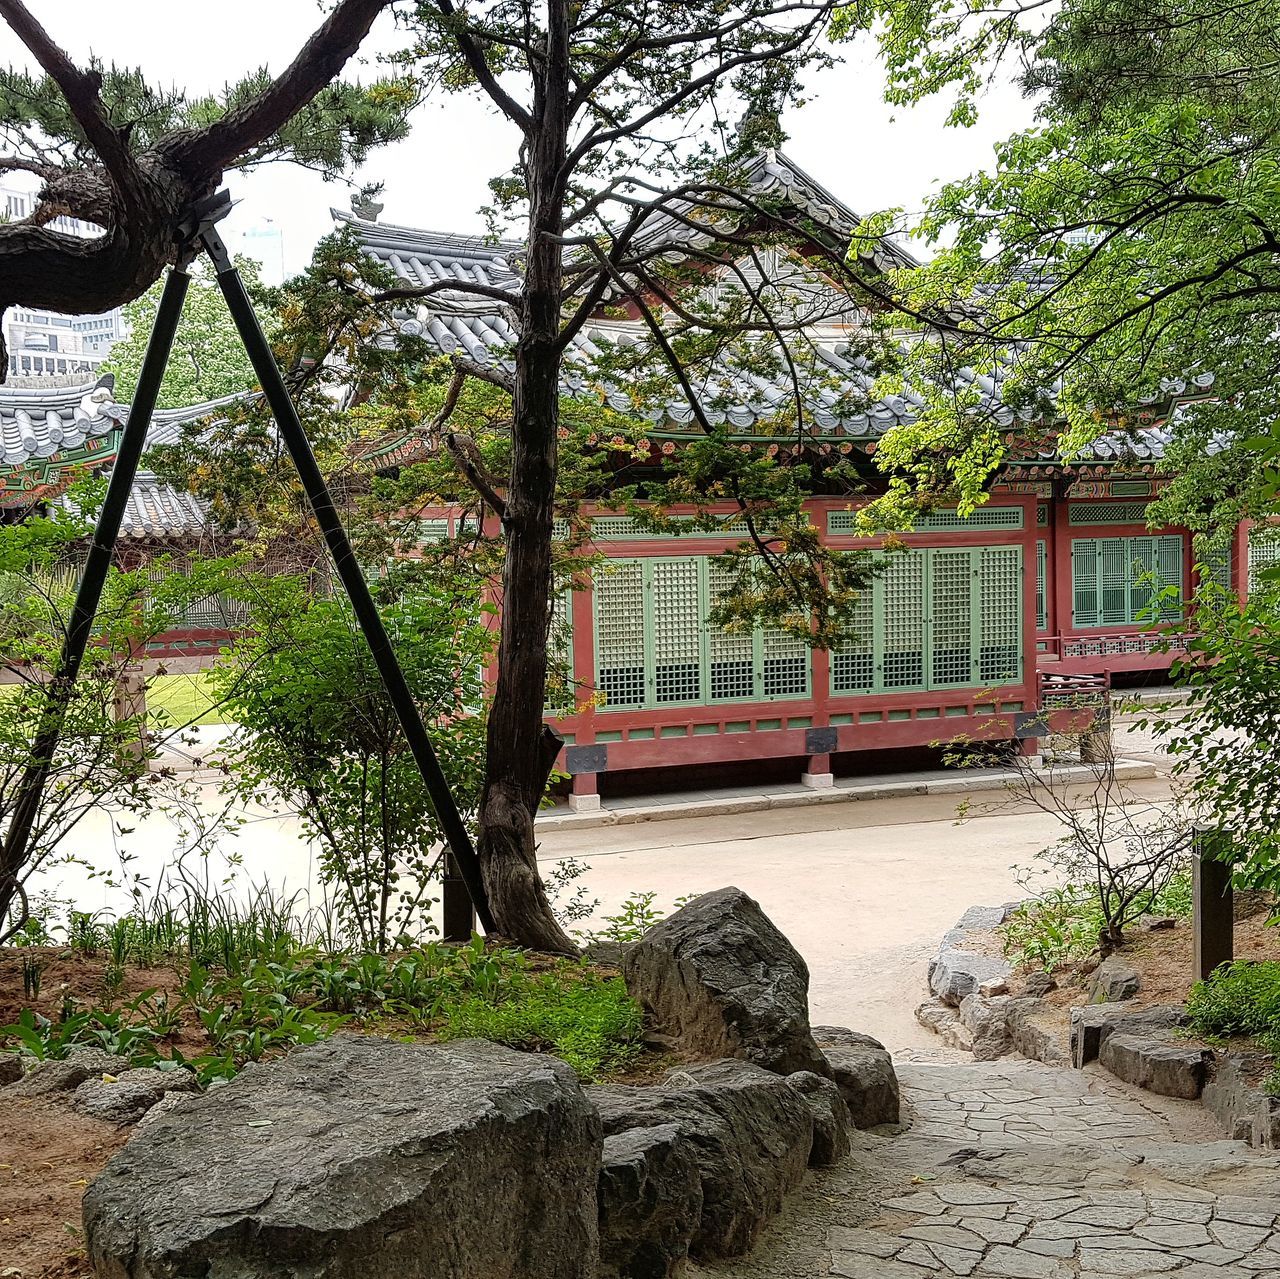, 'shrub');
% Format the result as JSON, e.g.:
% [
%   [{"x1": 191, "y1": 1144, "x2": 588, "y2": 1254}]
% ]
[
  {"x1": 1186, "y1": 961, "x2": 1280, "y2": 1042},
  {"x1": 1001, "y1": 886, "x2": 1104, "y2": 971}
]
